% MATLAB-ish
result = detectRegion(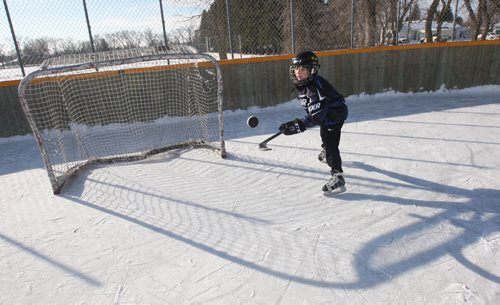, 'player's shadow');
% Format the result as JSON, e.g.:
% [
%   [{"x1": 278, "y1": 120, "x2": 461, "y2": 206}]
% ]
[
  {"x1": 332, "y1": 161, "x2": 500, "y2": 287},
  {"x1": 62, "y1": 152, "x2": 499, "y2": 291},
  {"x1": 220, "y1": 155, "x2": 500, "y2": 287}
]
